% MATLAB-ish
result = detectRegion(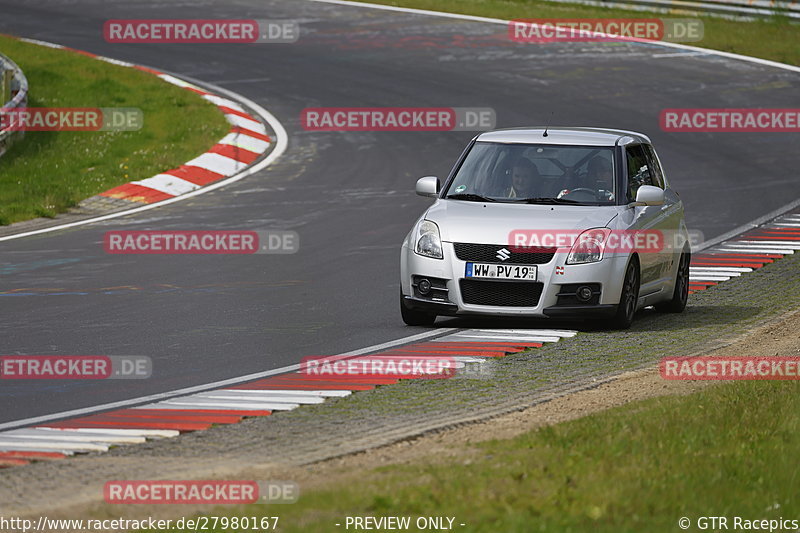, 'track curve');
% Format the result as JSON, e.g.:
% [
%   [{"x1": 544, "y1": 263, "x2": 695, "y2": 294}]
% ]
[{"x1": 0, "y1": 0, "x2": 798, "y2": 424}]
